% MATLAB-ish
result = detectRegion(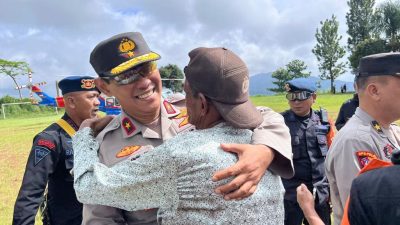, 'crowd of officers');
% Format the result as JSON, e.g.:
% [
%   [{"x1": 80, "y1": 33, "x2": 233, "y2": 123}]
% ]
[{"x1": 11, "y1": 31, "x2": 400, "y2": 225}]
